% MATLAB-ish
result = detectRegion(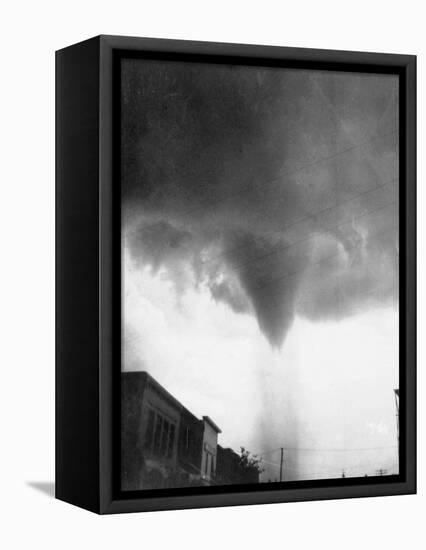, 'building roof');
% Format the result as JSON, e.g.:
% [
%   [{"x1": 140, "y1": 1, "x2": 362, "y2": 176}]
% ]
[
  {"x1": 122, "y1": 372, "x2": 219, "y2": 434},
  {"x1": 122, "y1": 370, "x2": 184, "y2": 412},
  {"x1": 202, "y1": 415, "x2": 222, "y2": 434}
]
